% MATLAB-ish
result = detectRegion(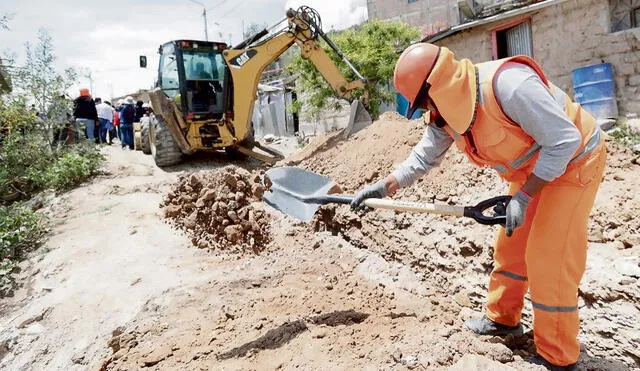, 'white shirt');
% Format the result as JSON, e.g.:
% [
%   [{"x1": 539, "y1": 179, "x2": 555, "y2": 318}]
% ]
[{"x1": 96, "y1": 102, "x2": 115, "y2": 121}]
